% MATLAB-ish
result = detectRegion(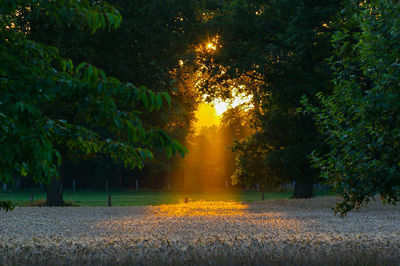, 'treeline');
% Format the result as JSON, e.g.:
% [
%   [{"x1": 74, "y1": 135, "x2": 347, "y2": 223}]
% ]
[{"x1": 1, "y1": 0, "x2": 399, "y2": 213}]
